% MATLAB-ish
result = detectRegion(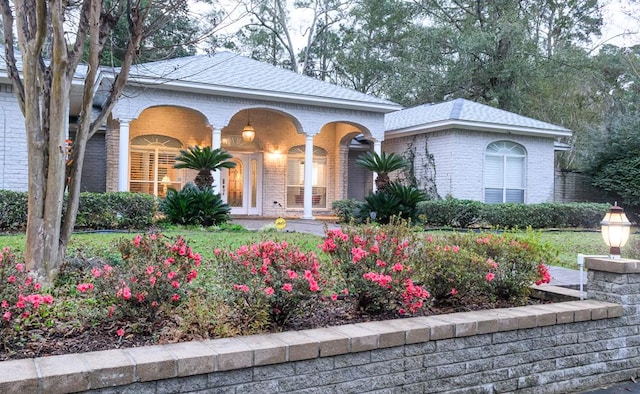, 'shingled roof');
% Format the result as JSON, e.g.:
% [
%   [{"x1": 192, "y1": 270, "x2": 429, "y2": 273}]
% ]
[
  {"x1": 385, "y1": 98, "x2": 571, "y2": 137},
  {"x1": 123, "y1": 52, "x2": 401, "y2": 112}
]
